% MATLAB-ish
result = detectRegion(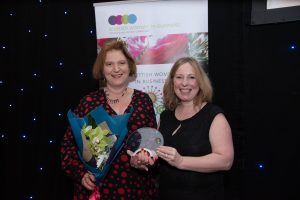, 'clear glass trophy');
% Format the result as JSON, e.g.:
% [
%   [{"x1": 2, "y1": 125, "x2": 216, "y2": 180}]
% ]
[{"x1": 126, "y1": 127, "x2": 164, "y2": 157}]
